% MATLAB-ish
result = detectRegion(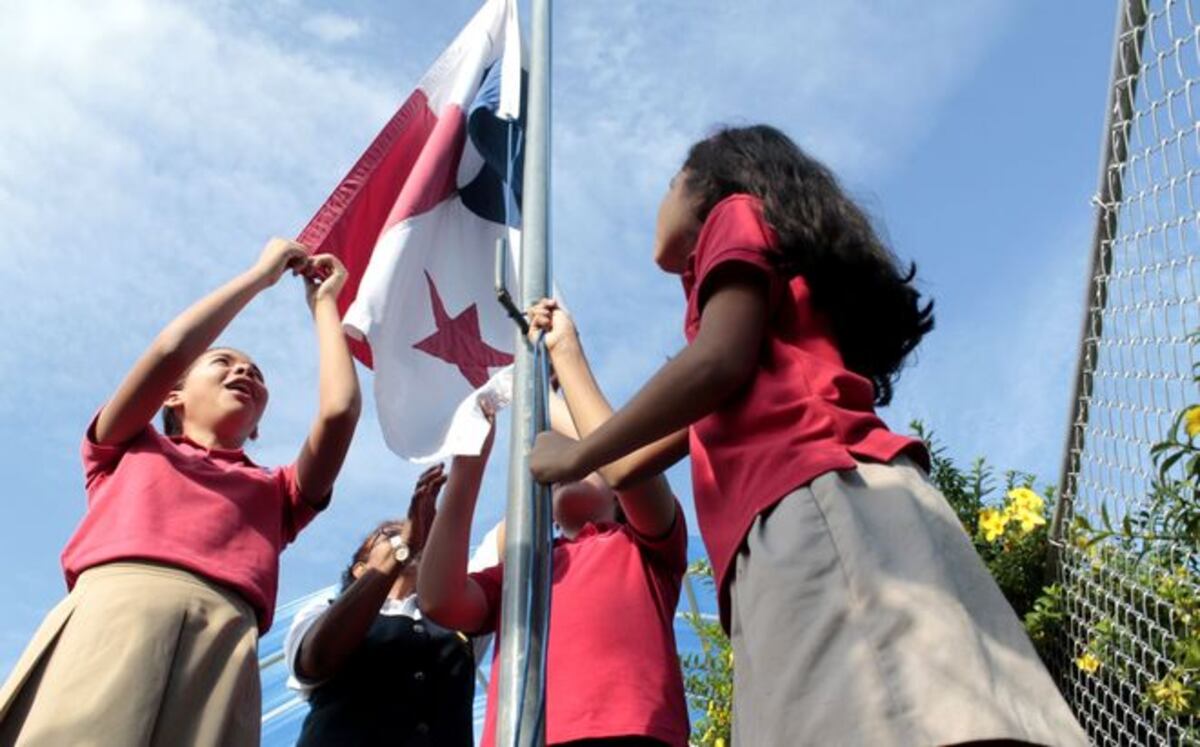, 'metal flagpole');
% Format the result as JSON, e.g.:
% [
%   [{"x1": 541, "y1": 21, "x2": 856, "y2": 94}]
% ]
[{"x1": 496, "y1": 0, "x2": 552, "y2": 744}]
